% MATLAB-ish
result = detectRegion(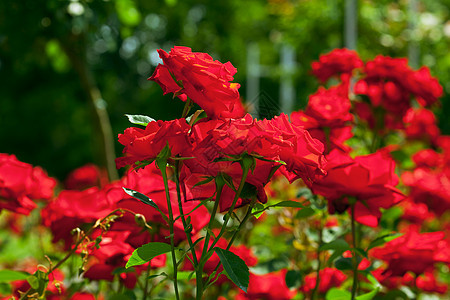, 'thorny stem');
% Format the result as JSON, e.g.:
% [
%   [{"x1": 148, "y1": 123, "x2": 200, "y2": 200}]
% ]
[
  {"x1": 182, "y1": 98, "x2": 193, "y2": 119},
  {"x1": 174, "y1": 161, "x2": 199, "y2": 267},
  {"x1": 156, "y1": 158, "x2": 180, "y2": 300},
  {"x1": 196, "y1": 177, "x2": 224, "y2": 300},
  {"x1": 173, "y1": 160, "x2": 205, "y2": 300}
]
